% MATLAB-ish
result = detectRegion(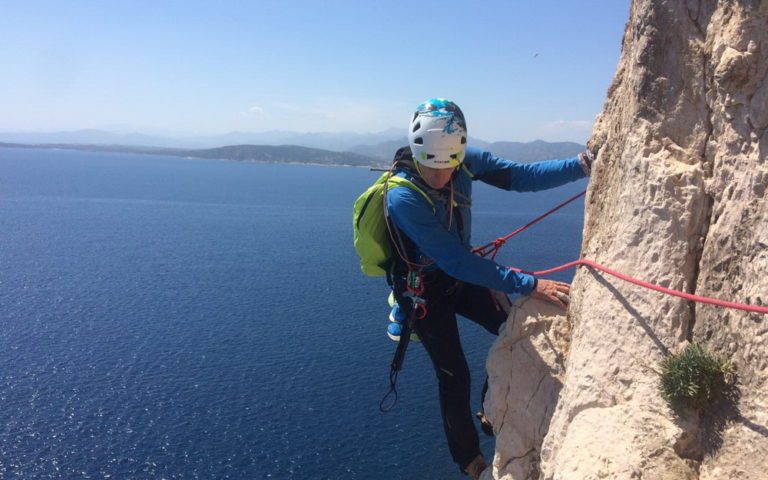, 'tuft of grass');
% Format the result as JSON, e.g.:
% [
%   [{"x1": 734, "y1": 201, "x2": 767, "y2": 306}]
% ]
[{"x1": 659, "y1": 343, "x2": 736, "y2": 413}]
